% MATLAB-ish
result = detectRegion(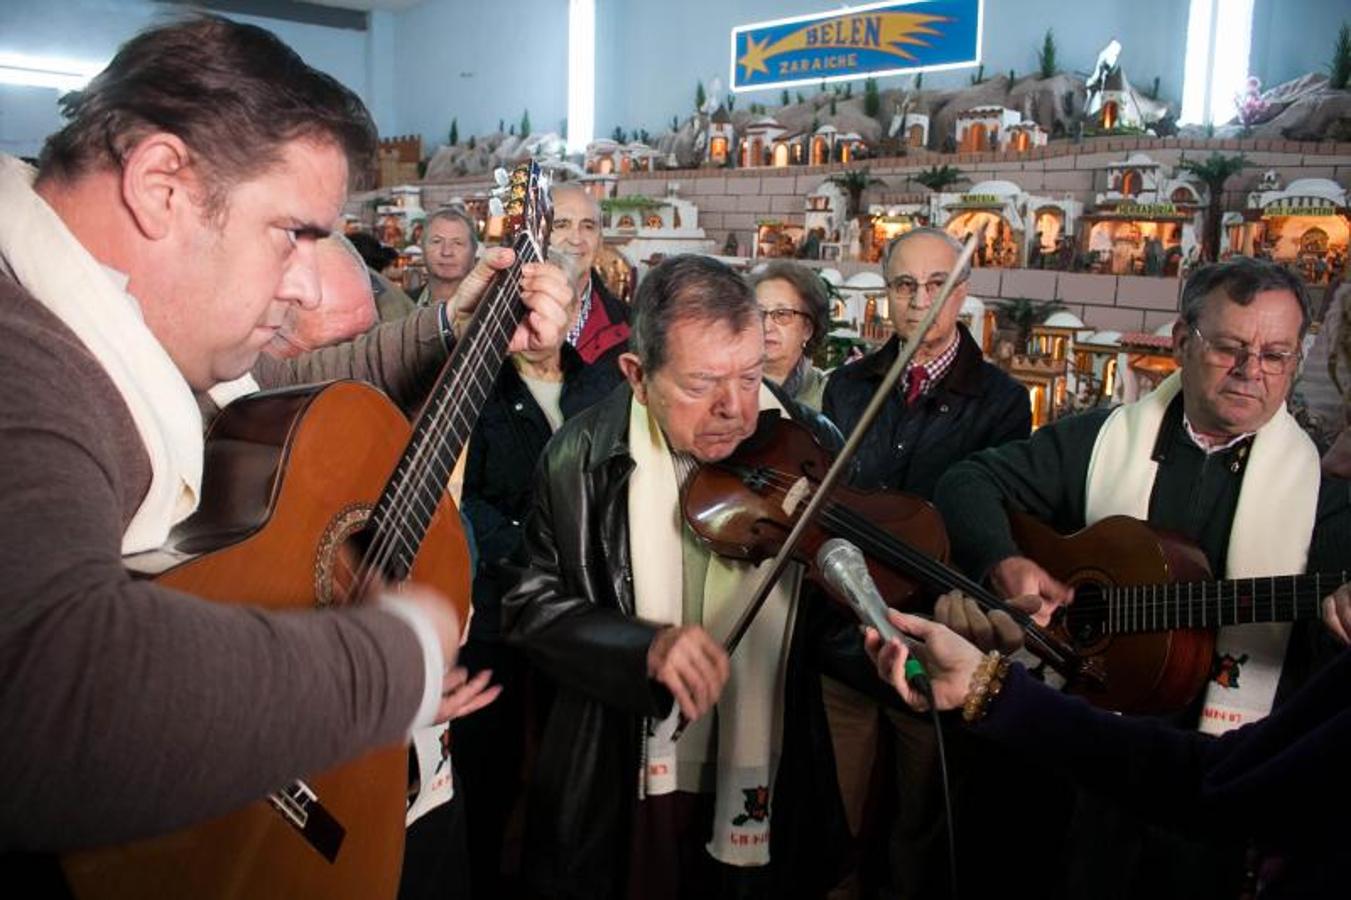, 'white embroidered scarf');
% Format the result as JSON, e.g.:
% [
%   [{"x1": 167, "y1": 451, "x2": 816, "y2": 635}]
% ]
[
  {"x1": 0, "y1": 155, "x2": 205, "y2": 553},
  {"x1": 1084, "y1": 370, "x2": 1319, "y2": 733},
  {"x1": 628, "y1": 386, "x2": 798, "y2": 867}
]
